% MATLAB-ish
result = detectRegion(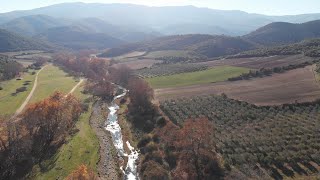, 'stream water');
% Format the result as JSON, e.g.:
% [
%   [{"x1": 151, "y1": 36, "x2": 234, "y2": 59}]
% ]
[{"x1": 105, "y1": 87, "x2": 139, "y2": 180}]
